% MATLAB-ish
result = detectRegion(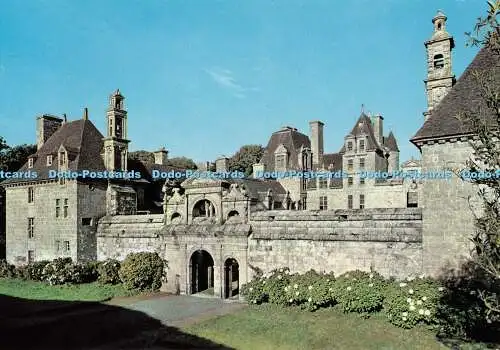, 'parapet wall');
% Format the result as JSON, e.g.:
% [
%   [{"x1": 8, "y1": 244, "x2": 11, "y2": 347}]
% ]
[{"x1": 248, "y1": 208, "x2": 423, "y2": 278}]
